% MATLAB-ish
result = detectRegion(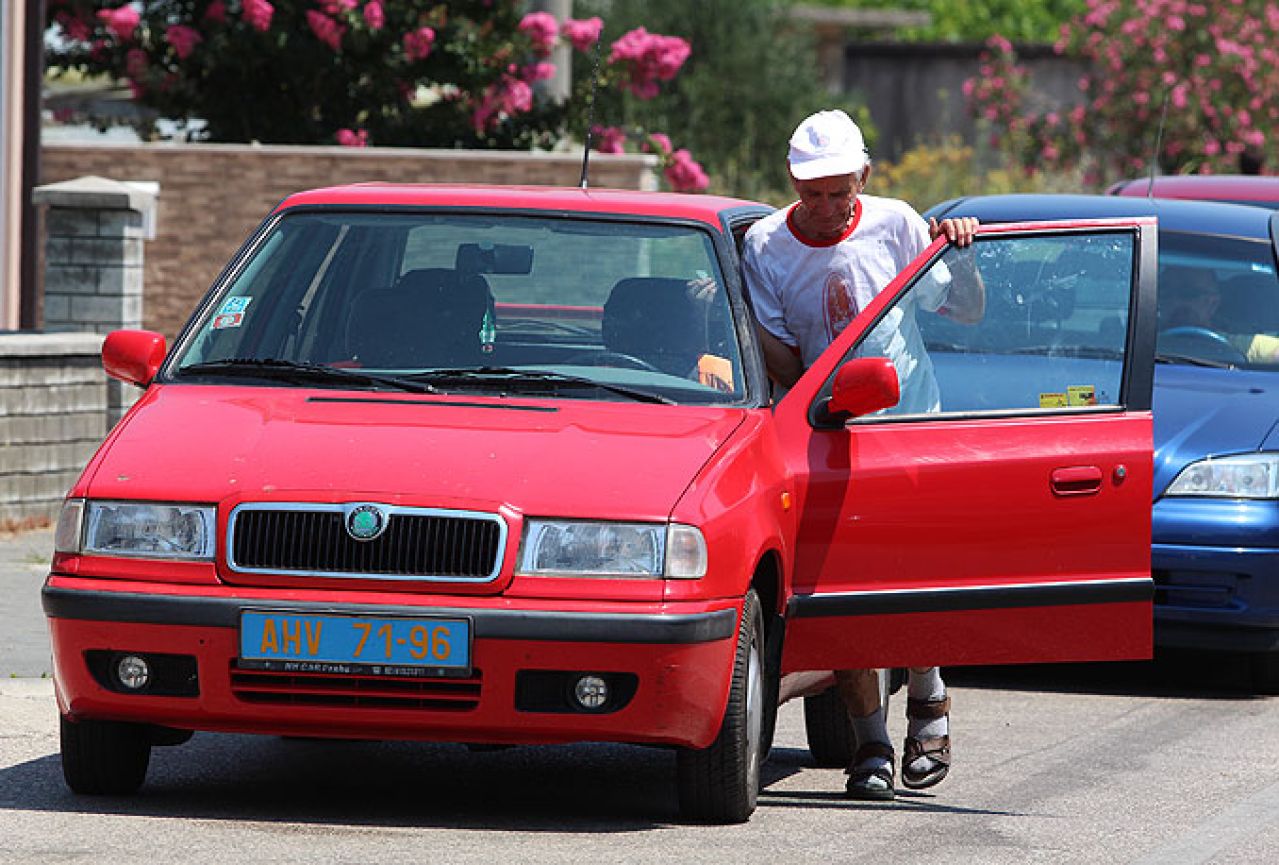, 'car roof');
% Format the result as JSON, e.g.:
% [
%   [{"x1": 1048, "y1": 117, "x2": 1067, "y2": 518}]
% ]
[
  {"x1": 274, "y1": 183, "x2": 767, "y2": 226},
  {"x1": 928, "y1": 192, "x2": 1275, "y2": 240},
  {"x1": 1108, "y1": 174, "x2": 1279, "y2": 204}
]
